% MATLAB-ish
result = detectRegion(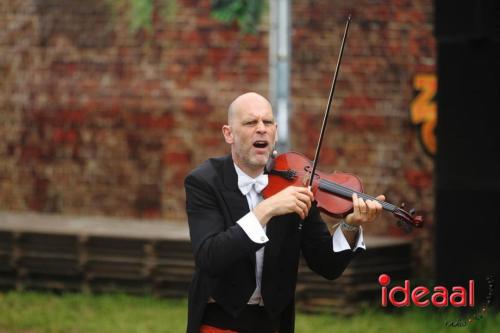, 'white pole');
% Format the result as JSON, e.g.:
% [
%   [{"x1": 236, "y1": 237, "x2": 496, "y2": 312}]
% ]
[{"x1": 269, "y1": 0, "x2": 291, "y2": 153}]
